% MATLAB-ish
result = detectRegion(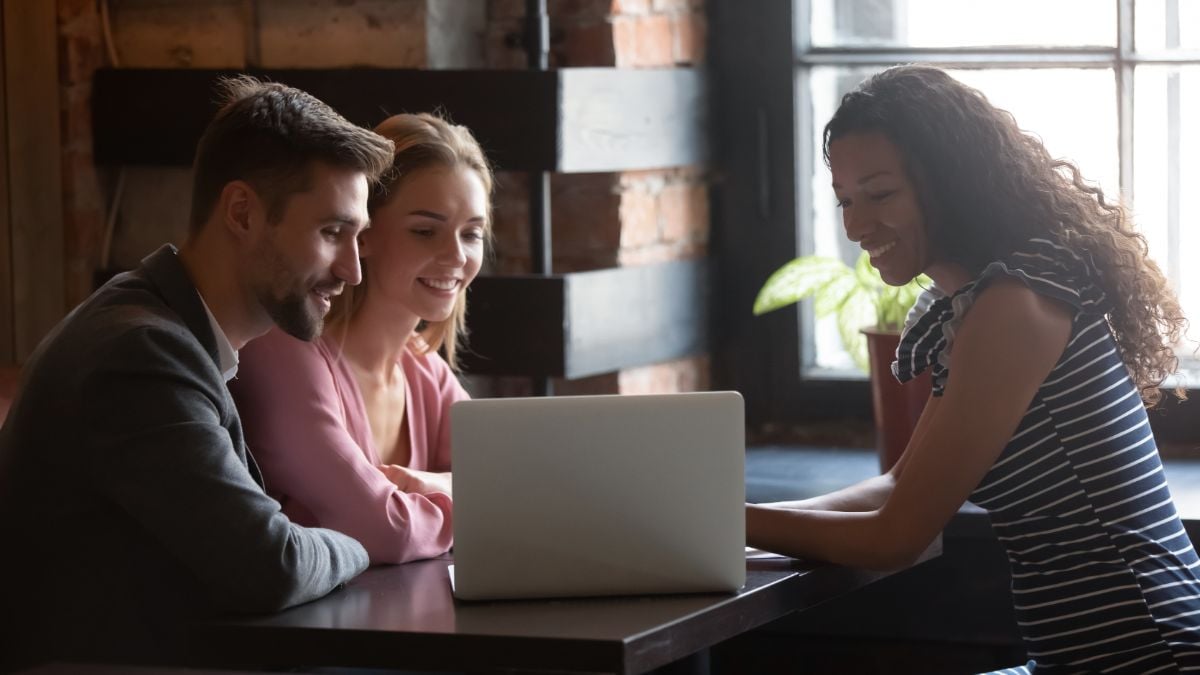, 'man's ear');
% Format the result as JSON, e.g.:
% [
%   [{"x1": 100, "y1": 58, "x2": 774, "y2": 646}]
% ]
[{"x1": 219, "y1": 180, "x2": 264, "y2": 241}]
